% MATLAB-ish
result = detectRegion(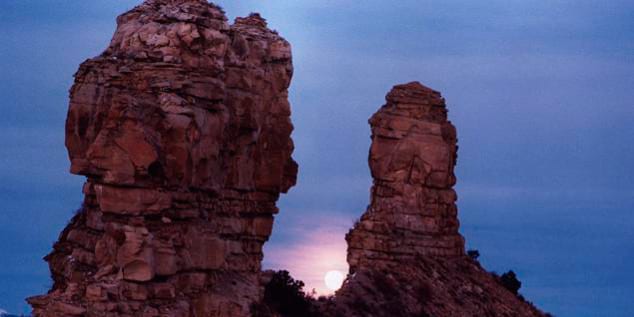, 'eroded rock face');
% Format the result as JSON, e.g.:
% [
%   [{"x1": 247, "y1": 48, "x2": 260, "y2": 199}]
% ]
[
  {"x1": 346, "y1": 82, "x2": 465, "y2": 272},
  {"x1": 329, "y1": 82, "x2": 545, "y2": 317},
  {"x1": 28, "y1": 1, "x2": 296, "y2": 316}
]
